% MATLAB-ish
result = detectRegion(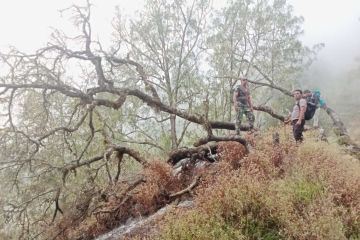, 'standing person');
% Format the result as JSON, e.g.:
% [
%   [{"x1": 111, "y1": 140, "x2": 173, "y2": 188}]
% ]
[
  {"x1": 233, "y1": 78, "x2": 255, "y2": 135},
  {"x1": 303, "y1": 89, "x2": 327, "y2": 128},
  {"x1": 291, "y1": 89, "x2": 307, "y2": 142},
  {"x1": 313, "y1": 89, "x2": 327, "y2": 128}
]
